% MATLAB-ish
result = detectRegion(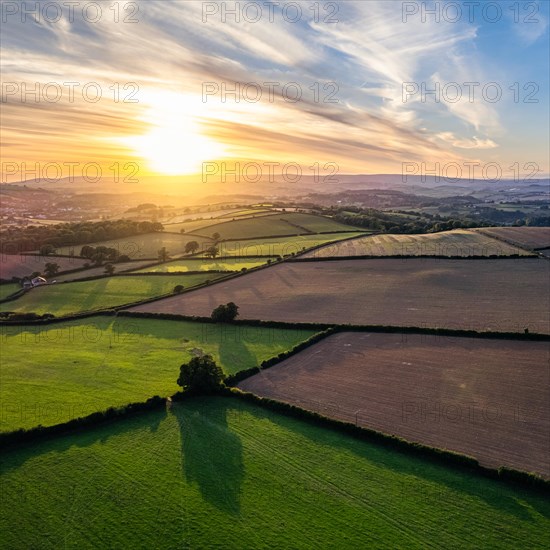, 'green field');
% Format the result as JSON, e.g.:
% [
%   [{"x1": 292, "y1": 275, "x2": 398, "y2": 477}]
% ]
[
  {"x1": 0, "y1": 283, "x2": 19, "y2": 300},
  {"x1": 0, "y1": 318, "x2": 315, "y2": 431},
  {"x1": 1, "y1": 397, "x2": 548, "y2": 548},
  {"x1": 217, "y1": 208, "x2": 274, "y2": 218},
  {"x1": 193, "y1": 213, "x2": 358, "y2": 240},
  {"x1": 206, "y1": 233, "x2": 366, "y2": 257},
  {"x1": 304, "y1": 230, "x2": 533, "y2": 258},
  {"x1": 53, "y1": 232, "x2": 212, "y2": 259},
  {"x1": 131, "y1": 257, "x2": 272, "y2": 273},
  {"x1": 0, "y1": 274, "x2": 225, "y2": 316}
]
